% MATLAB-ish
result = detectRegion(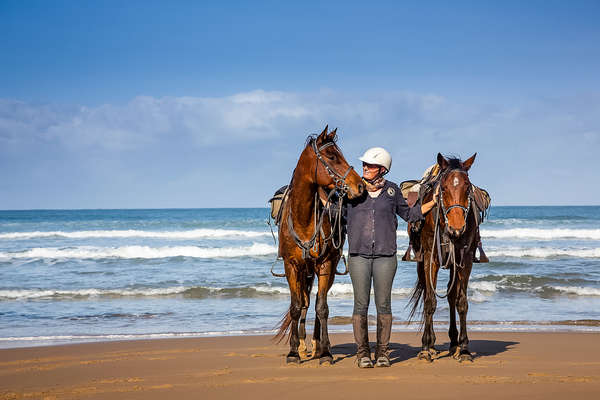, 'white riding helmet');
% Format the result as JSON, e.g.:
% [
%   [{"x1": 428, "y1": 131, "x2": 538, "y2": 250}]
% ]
[{"x1": 359, "y1": 147, "x2": 392, "y2": 173}]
